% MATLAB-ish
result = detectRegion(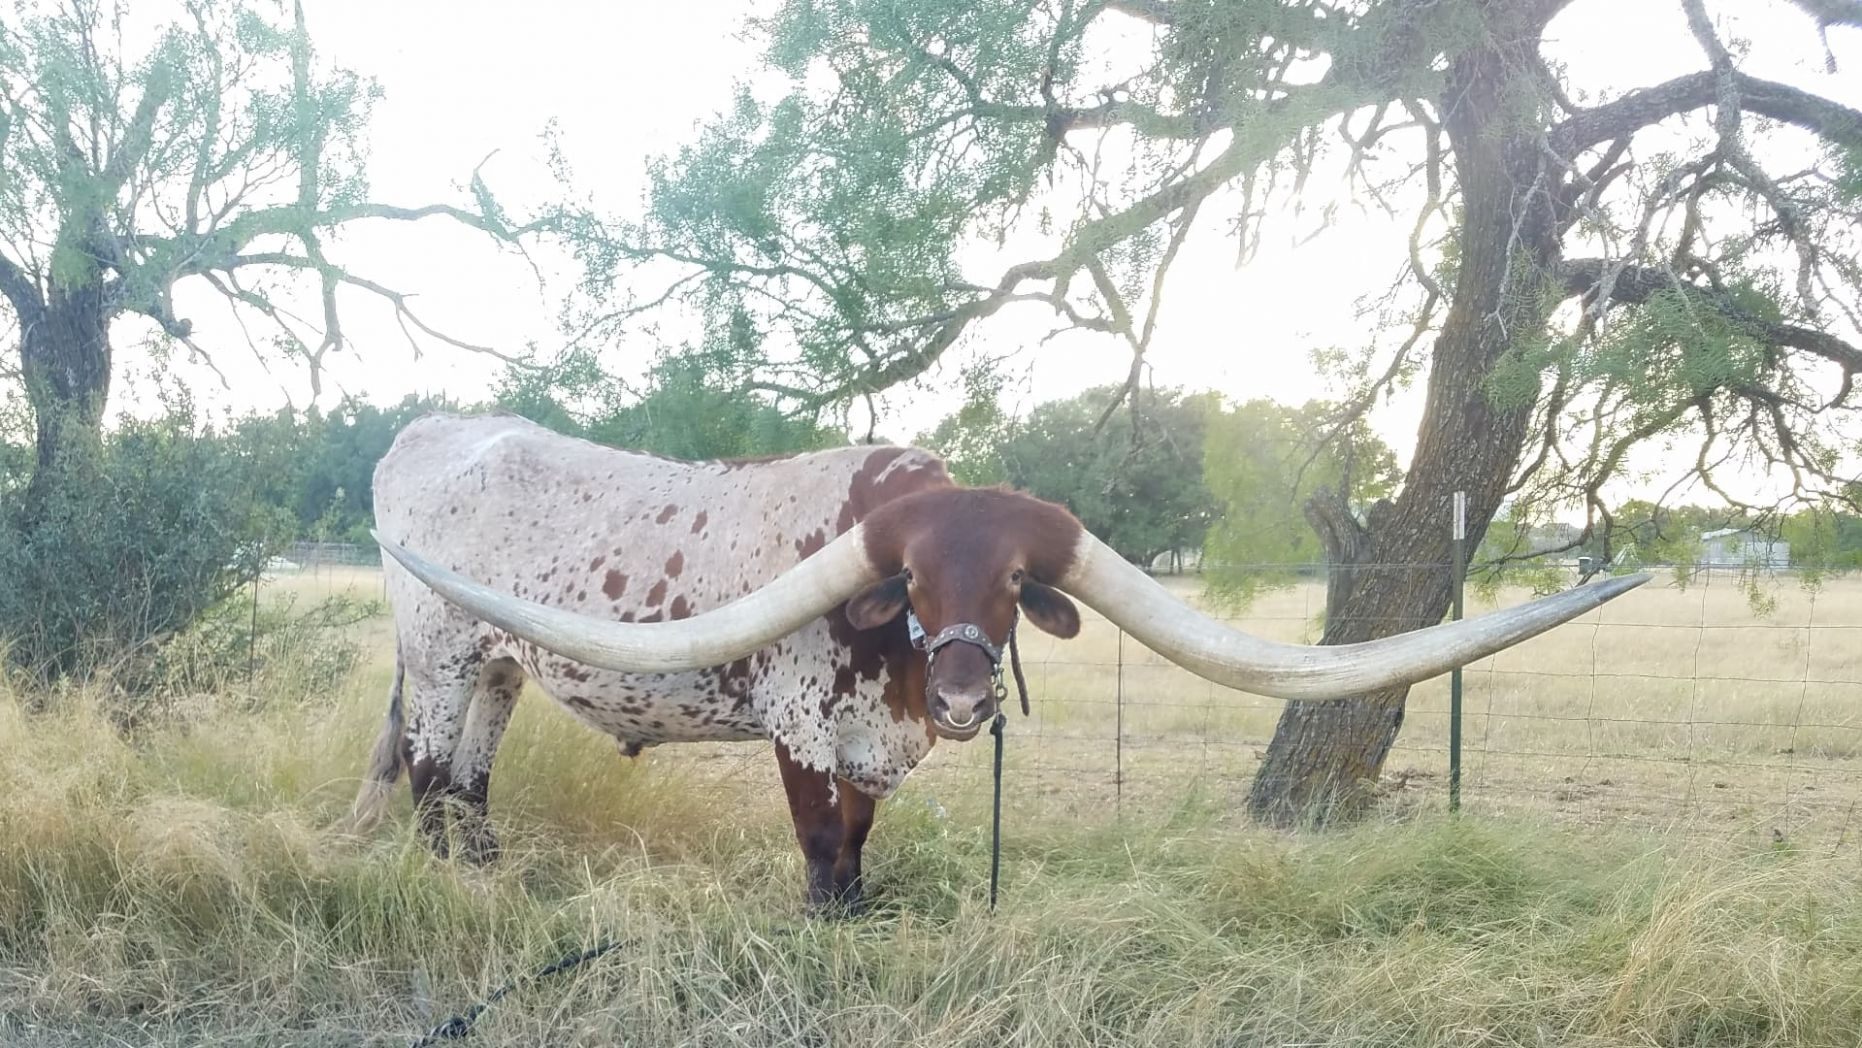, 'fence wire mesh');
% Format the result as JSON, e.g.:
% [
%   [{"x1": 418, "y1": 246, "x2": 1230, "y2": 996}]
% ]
[{"x1": 269, "y1": 545, "x2": 1862, "y2": 846}]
